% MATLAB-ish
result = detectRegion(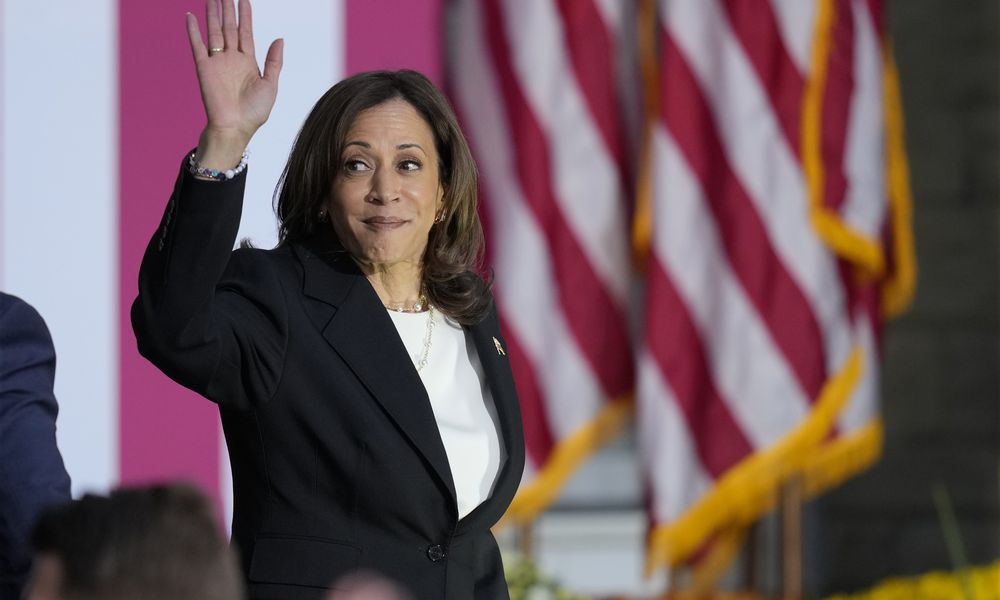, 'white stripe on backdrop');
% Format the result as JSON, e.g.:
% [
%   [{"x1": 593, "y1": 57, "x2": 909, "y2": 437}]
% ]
[{"x1": 1, "y1": 0, "x2": 119, "y2": 497}]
